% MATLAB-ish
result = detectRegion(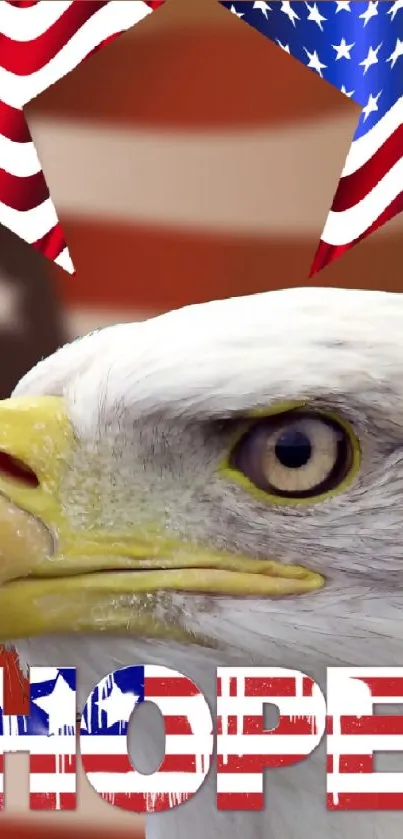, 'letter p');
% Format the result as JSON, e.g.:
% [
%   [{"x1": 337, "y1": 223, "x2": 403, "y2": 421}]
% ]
[{"x1": 216, "y1": 667, "x2": 326, "y2": 810}]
